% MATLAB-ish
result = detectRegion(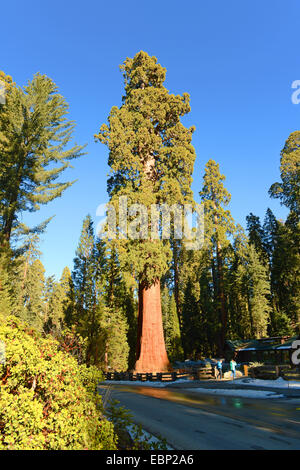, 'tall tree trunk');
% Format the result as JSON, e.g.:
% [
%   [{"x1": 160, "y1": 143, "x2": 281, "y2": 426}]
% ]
[
  {"x1": 133, "y1": 152, "x2": 171, "y2": 372},
  {"x1": 134, "y1": 279, "x2": 171, "y2": 372}
]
